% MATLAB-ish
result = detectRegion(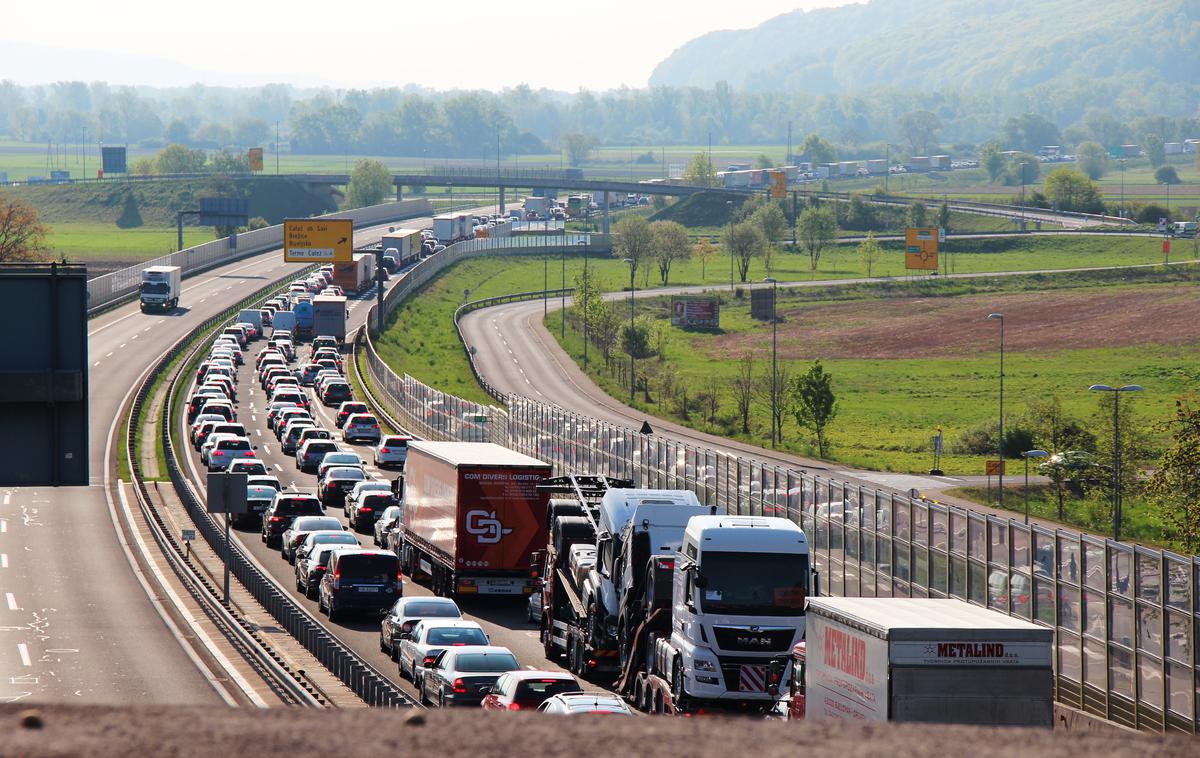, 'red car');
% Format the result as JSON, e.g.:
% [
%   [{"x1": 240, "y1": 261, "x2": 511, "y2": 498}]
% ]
[{"x1": 480, "y1": 671, "x2": 582, "y2": 712}]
